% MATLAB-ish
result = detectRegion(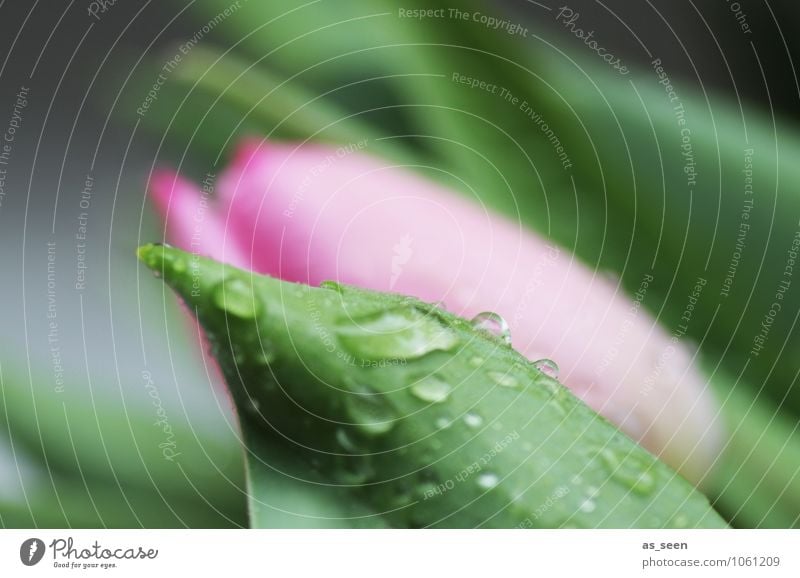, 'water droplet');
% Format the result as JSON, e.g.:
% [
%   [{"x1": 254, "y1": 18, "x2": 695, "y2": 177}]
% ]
[
  {"x1": 470, "y1": 312, "x2": 511, "y2": 345},
  {"x1": 463, "y1": 413, "x2": 483, "y2": 428},
  {"x1": 390, "y1": 488, "x2": 414, "y2": 507},
  {"x1": 337, "y1": 308, "x2": 459, "y2": 361},
  {"x1": 435, "y1": 416, "x2": 452, "y2": 429},
  {"x1": 336, "y1": 458, "x2": 375, "y2": 485},
  {"x1": 629, "y1": 470, "x2": 655, "y2": 495},
  {"x1": 171, "y1": 258, "x2": 187, "y2": 273},
  {"x1": 140, "y1": 244, "x2": 164, "y2": 273},
  {"x1": 538, "y1": 376, "x2": 562, "y2": 396},
  {"x1": 579, "y1": 499, "x2": 596, "y2": 513},
  {"x1": 335, "y1": 428, "x2": 363, "y2": 454},
  {"x1": 254, "y1": 349, "x2": 276, "y2": 366},
  {"x1": 344, "y1": 389, "x2": 396, "y2": 436},
  {"x1": 246, "y1": 397, "x2": 260, "y2": 414},
  {"x1": 320, "y1": 280, "x2": 344, "y2": 293},
  {"x1": 533, "y1": 359, "x2": 559, "y2": 379},
  {"x1": 598, "y1": 447, "x2": 621, "y2": 468},
  {"x1": 410, "y1": 375, "x2": 452, "y2": 403},
  {"x1": 598, "y1": 447, "x2": 656, "y2": 495},
  {"x1": 213, "y1": 278, "x2": 261, "y2": 319},
  {"x1": 488, "y1": 371, "x2": 518, "y2": 388},
  {"x1": 416, "y1": 481, "x2": 440, "y2": 499},
  {"x1": 476, "y1": 472, "x2": 499, "y2": 489},
  {"x1": 672, "y1": 513, "x2": 689, "y2": 528},
  {"x1": 468, "y1": 356, "x2": 484, "y2": 368}
]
